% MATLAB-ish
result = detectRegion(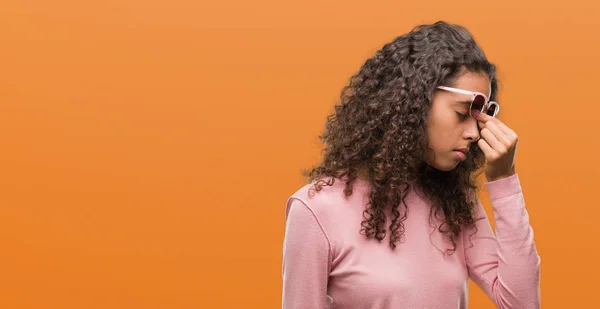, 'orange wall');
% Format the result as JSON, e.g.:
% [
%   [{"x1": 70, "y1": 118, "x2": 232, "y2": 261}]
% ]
[{"x1": 1, "y1": 0, "x2": 598, "y2": 308}]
